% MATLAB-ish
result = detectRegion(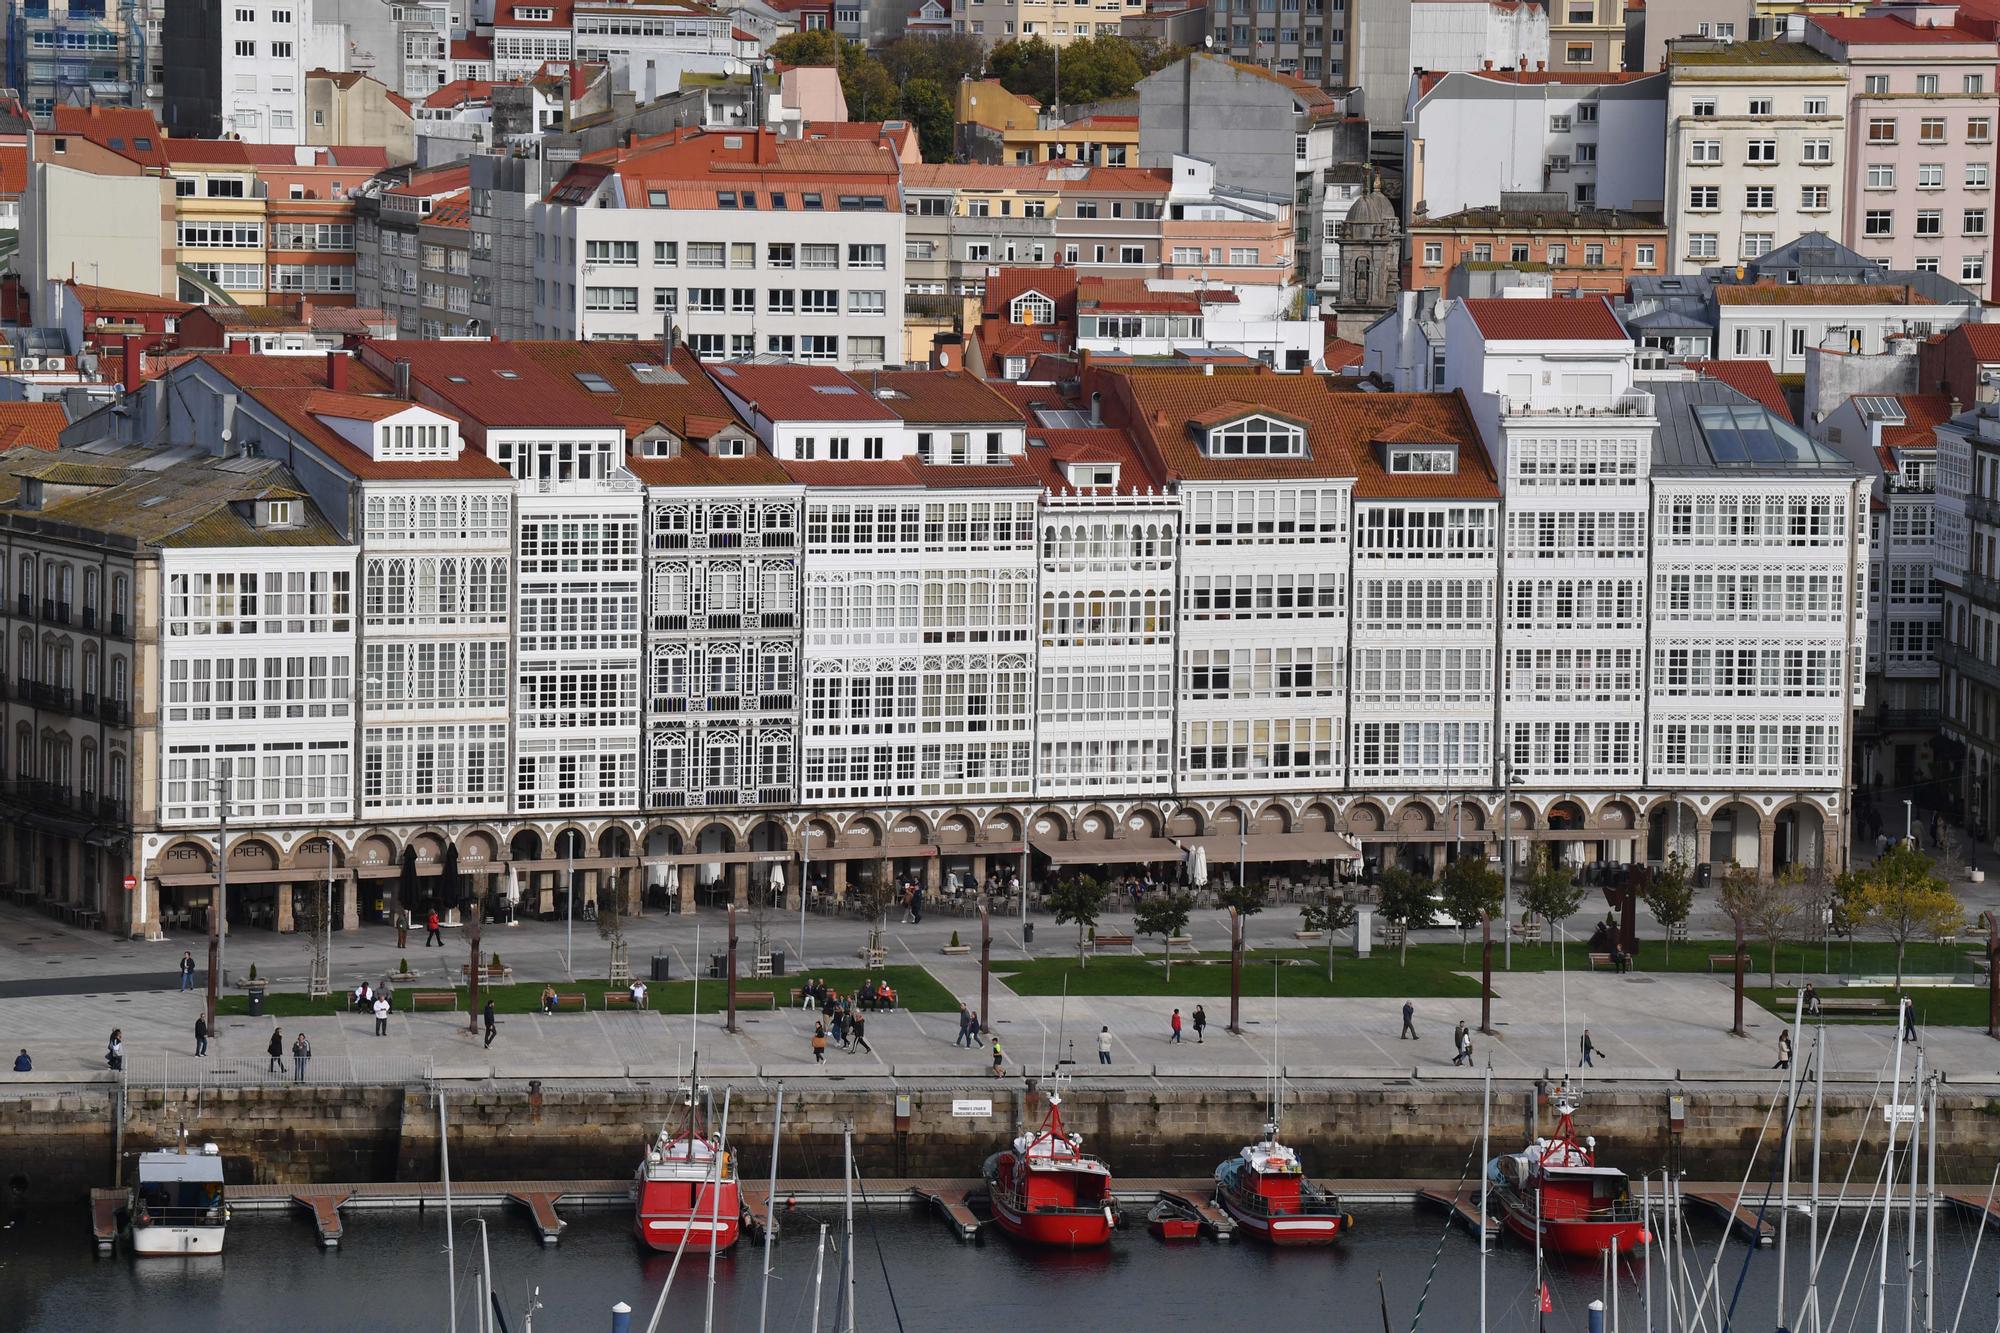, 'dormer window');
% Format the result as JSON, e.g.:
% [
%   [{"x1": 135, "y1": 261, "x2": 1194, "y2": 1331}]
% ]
[
  {"x1": 19, "y1": 480, "x2": 42, "y2": 510},
  {"x1": 1204, "y1": 414, "x2": 1306, "y2": 458},
  {"x1": 638, "y1": 431, "x2": 681, "y2": 459},
  {"x1": 376, "y1": 422, "x2": 455, "y2": 460},
  {"x1": 261, "y1": 500, "x2": 295, "y2": 528},
  {"x1": 710, "y1": 432, "x2": 748, "y2": 457},
  {"x1": 1386, "y1": 445, "x2": 1457, "y2": 474},
  {"x1": 1062, "y1": 462, "x2": 1118, "y2": 488},
  {"x1": 1010, "y1": 291, "x2": 1056, "y2": 326}
]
